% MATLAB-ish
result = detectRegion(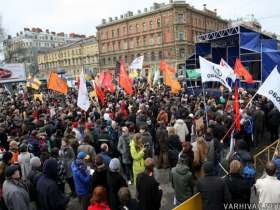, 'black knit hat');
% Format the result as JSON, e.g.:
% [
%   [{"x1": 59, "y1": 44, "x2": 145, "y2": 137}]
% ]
[{"x1": 5, "y1": 165, "x2": 19, "y2": 178}]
